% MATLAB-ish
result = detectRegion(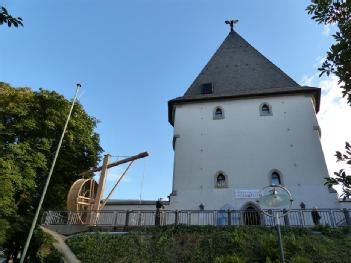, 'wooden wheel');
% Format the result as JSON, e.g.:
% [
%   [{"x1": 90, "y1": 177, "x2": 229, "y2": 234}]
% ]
[{"x1": 67, "y1": 178, "x2": 98, "y2": 223}]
